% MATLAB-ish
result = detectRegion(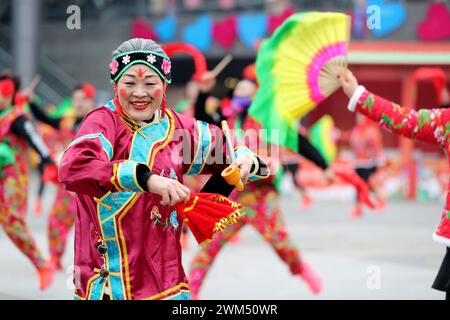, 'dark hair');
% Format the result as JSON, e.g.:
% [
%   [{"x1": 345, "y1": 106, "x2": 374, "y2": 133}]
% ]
[{"x1": 72, "y1": 83, "x2": 84, "y2": 93}]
